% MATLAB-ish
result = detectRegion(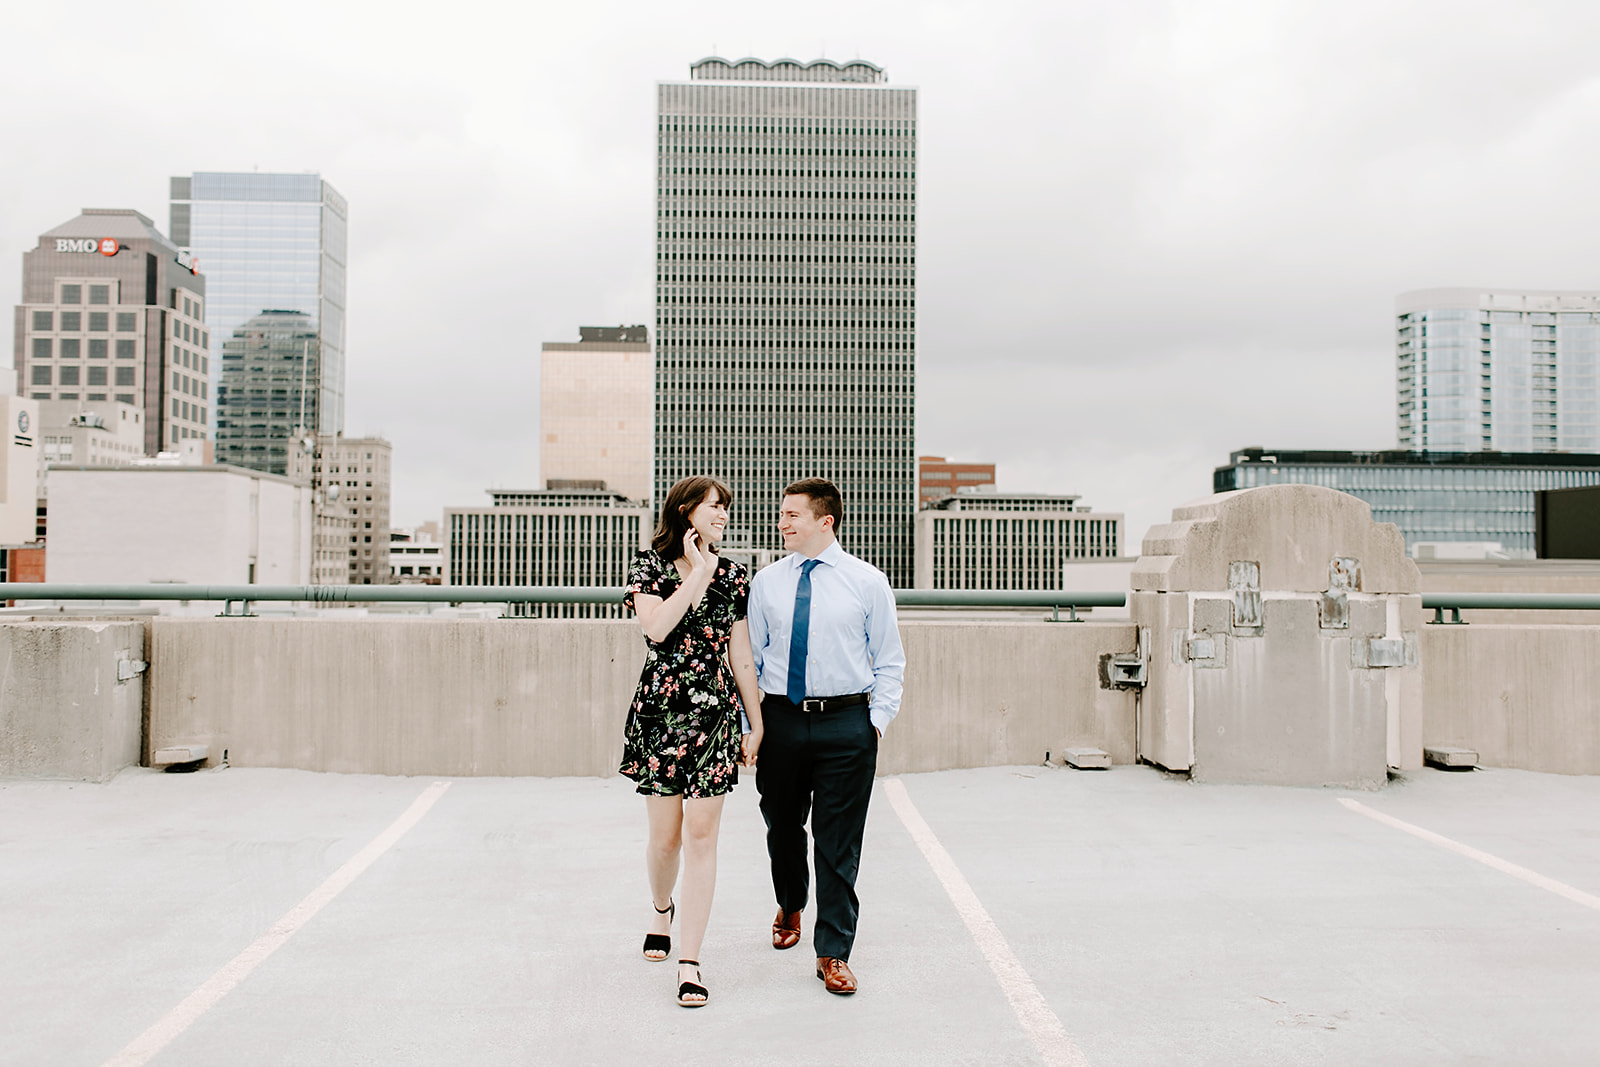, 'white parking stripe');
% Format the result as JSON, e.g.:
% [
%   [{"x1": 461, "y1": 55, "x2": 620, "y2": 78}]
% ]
[
  {"x1": 1339, "y1": 797, "x2": 1600, "y2": 913},
  {"x1": 103, "y1": 780, "x2": 452, "y2": 1067},
  {"x1": 883, "y1": 778, "x2": 1090, "y2": 1067}
]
